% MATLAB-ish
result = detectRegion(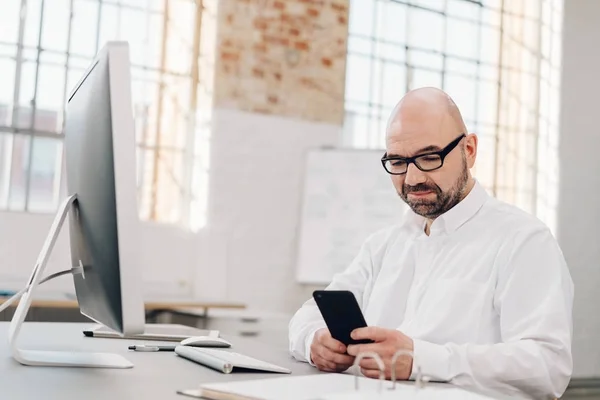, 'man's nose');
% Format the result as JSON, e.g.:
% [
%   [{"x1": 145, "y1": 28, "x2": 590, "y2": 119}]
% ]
[{"x1": 404, "y1": 163, "x2": 426, "y2": 186}]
